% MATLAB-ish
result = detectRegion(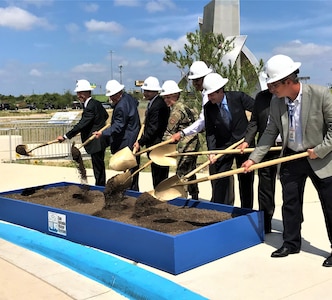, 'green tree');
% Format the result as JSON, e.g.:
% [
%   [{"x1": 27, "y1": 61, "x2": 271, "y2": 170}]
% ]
[{"x1": 163, "y1": 30, "x2": 263, "y2": 101}]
